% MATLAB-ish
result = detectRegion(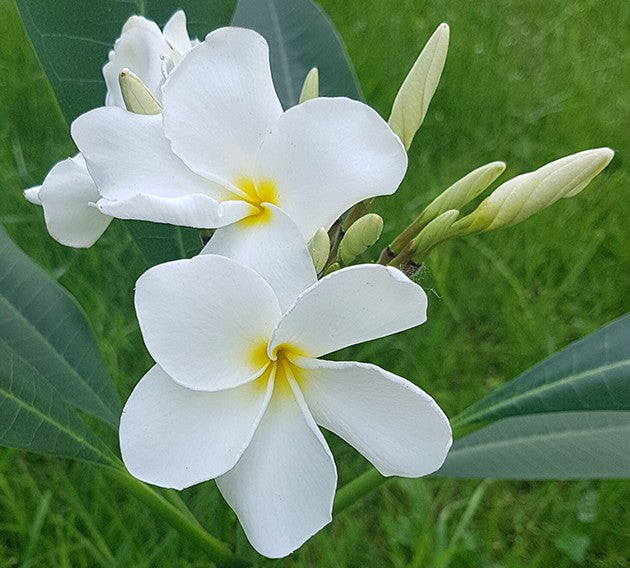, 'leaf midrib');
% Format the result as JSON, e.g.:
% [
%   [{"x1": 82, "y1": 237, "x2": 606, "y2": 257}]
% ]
[
  {"x1": 0, "y1": 280, "x2": 117, "y2": 426},
  {"x1": 0, "y1": 375, "x2": 117, "y2": 466},
  {"x1": 450, "y1": 415, "x2": 630, "y2": 456},
  {"x1": 455, "y1": 359, "x2": 630, "y2": 426}
]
